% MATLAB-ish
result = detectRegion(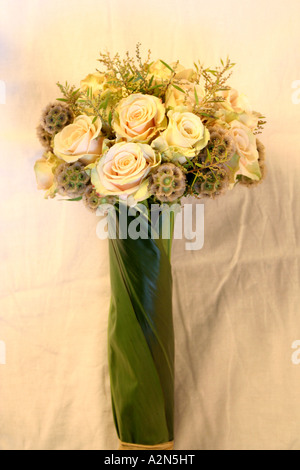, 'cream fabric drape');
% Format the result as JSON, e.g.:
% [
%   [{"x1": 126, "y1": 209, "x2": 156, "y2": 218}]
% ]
[{"x1": 0, "y1": 0, "x2": 300, "y2": 450}]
